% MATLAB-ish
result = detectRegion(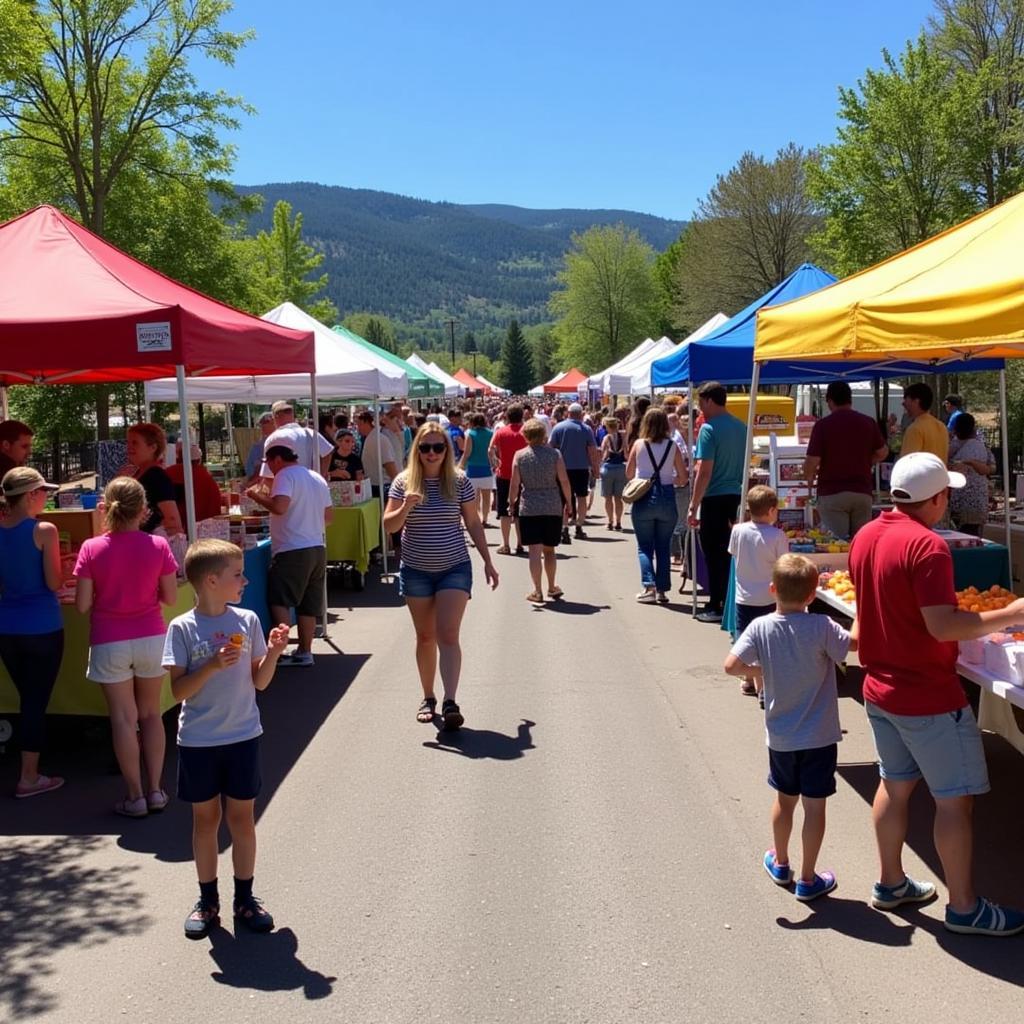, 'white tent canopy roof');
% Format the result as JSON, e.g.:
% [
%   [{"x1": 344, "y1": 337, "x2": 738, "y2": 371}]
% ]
[
  {"x1": 644, "y1": 313, "x2": 729, "y2": 393},
  {"x1": 474, "y1": 372, "x2": 508, "y2": 395},
  {"x1": 144, "y1": 302, "x2": 408, "y2": 402},
  {"x1": 588, "y1": 337, "x2": 657, "y2": 389},
  {"x1": 407, "y1": 353, "x2": 462, "y2": 398},
  {"x1": 604, "y1": 336, "x2": 677, "y2": 394}
]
